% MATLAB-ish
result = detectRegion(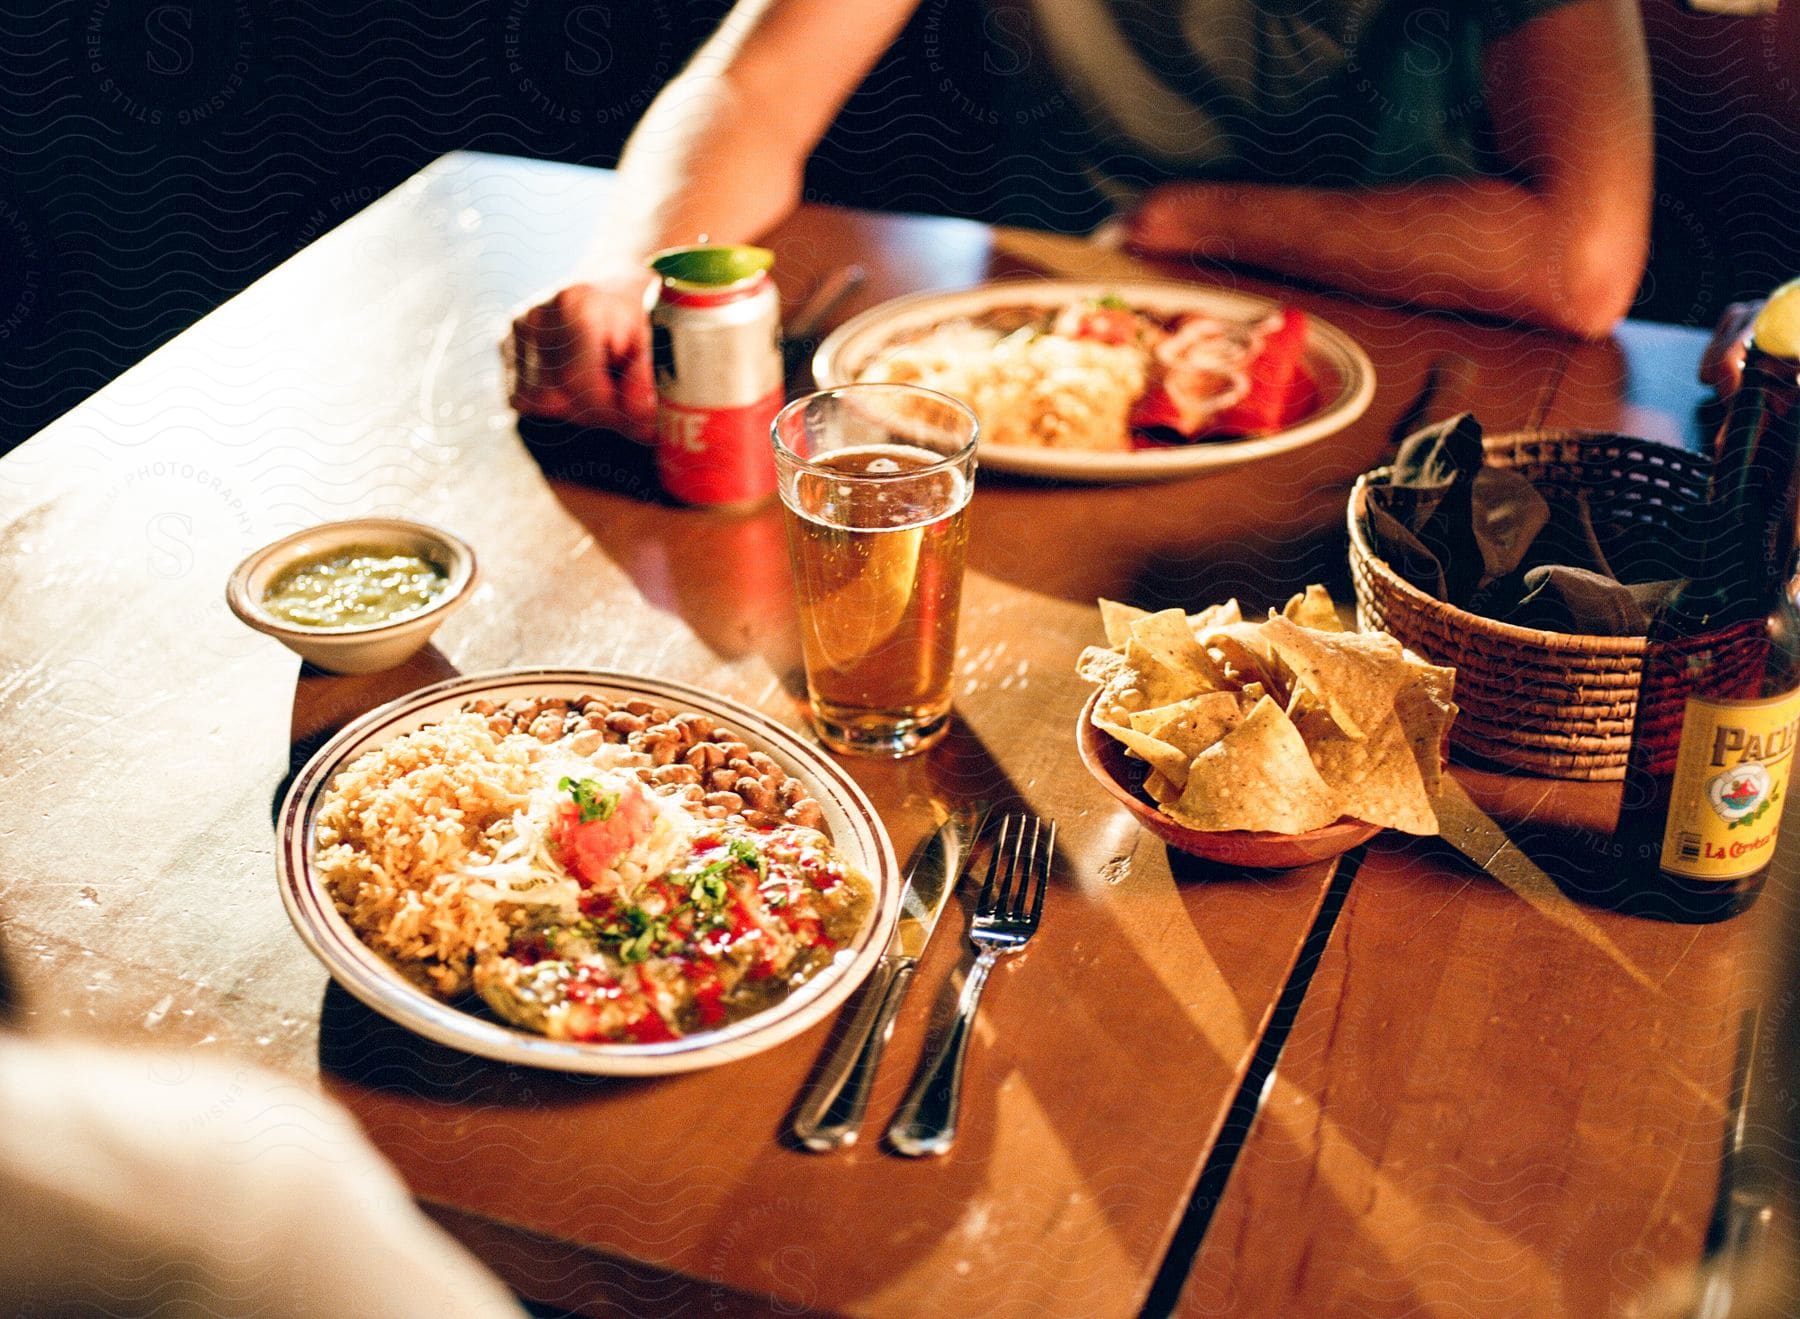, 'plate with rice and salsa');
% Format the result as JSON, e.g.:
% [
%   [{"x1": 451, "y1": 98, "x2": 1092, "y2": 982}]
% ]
[
  {"x1": 276, "y1": 669, "x2": 900, "y2": 1075},
  {"x1": 813, "y1": 279, "x2": 1375, "y2": 483}
]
